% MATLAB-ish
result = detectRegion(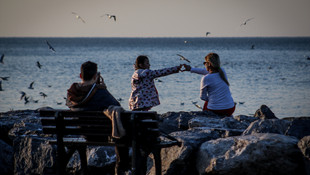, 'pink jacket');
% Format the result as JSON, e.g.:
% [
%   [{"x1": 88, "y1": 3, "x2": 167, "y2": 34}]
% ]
[{"x1": 129, "y1": 66, "x2": 179, "y2": 110}]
